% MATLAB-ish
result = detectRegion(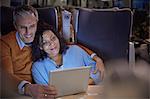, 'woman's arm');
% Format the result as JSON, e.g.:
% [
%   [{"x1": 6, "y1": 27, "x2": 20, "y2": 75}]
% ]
[
  {"x1": 77, "y1": 43, "x2": 105, "y2": 81},
  {"x1": 32, "y1": 63, "x2": 49, "y2": 85}
]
